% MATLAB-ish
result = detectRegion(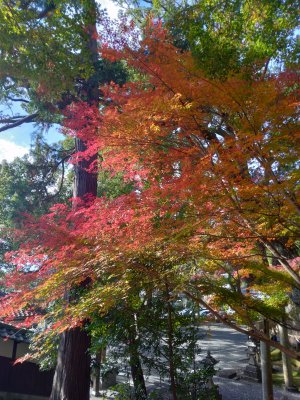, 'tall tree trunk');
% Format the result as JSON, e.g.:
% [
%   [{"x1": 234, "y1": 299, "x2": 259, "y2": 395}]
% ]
[
  {"x1": 50, "y1": 1, "x2": 99, "y2": 399},
  {"x1": 128, "y1": 314, "x2": 148, "y2": 400},
  {"x1": 260, "y1": 319, "x2": 274, "y2": 400},
  {"x1": 50, "y1": 327, "x2": 91, "y2": 400},
  {"x1": 50, "y1": 141, "x2": 97, "y2": 400}
]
